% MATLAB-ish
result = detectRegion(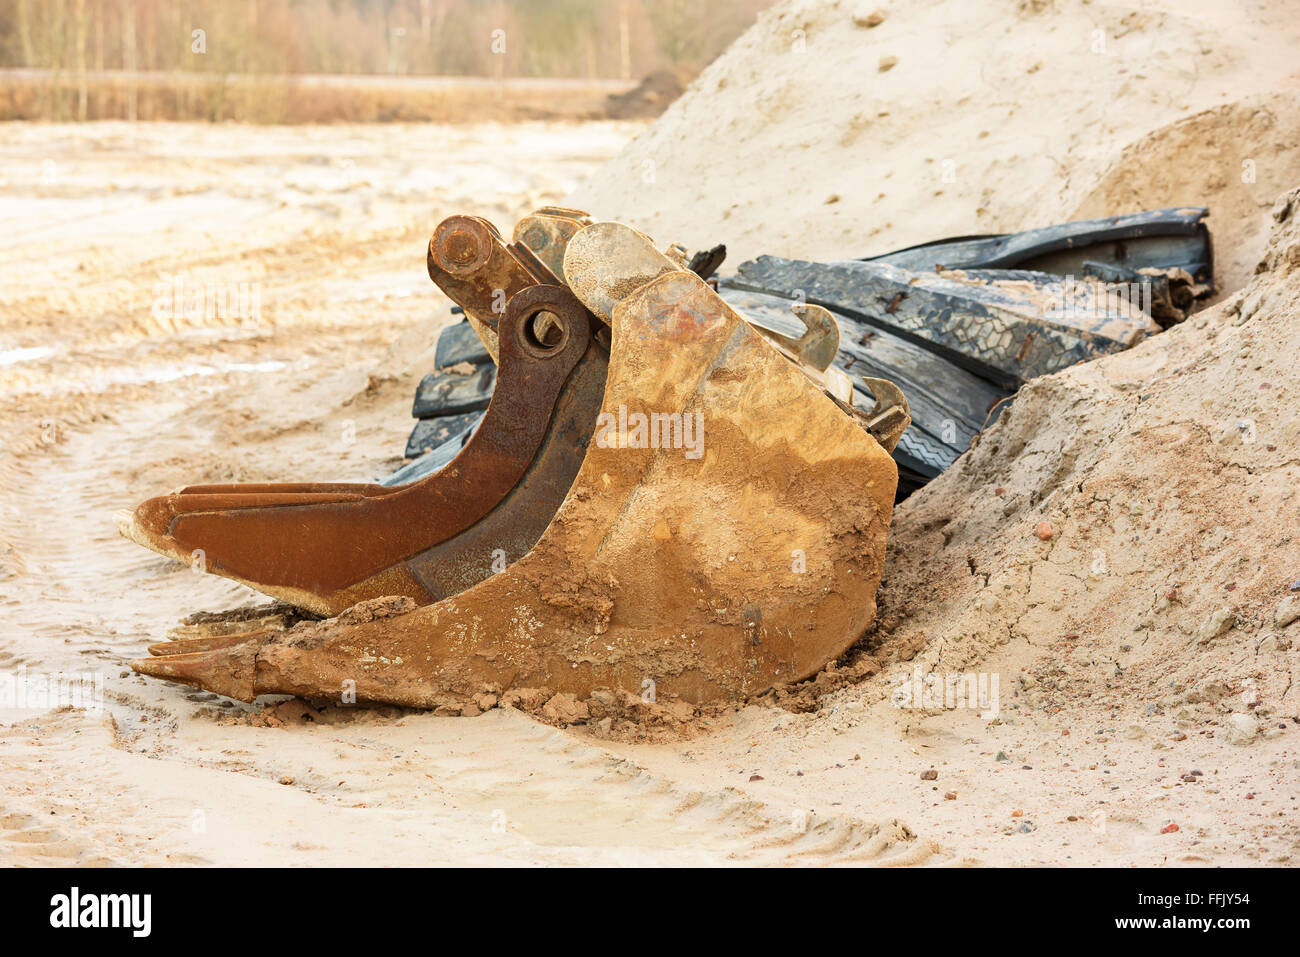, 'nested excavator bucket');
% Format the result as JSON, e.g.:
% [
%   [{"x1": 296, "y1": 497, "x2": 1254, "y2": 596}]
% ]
[
  {"x1": 133, "y1": 224, "x2": 900, "y2": 708},
  {"x1": 513, "y1": 207, "x2": 593, "y2": 283},
  {"x1": 117, "y1": 282, "x2": 608, "y2": 617}
]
